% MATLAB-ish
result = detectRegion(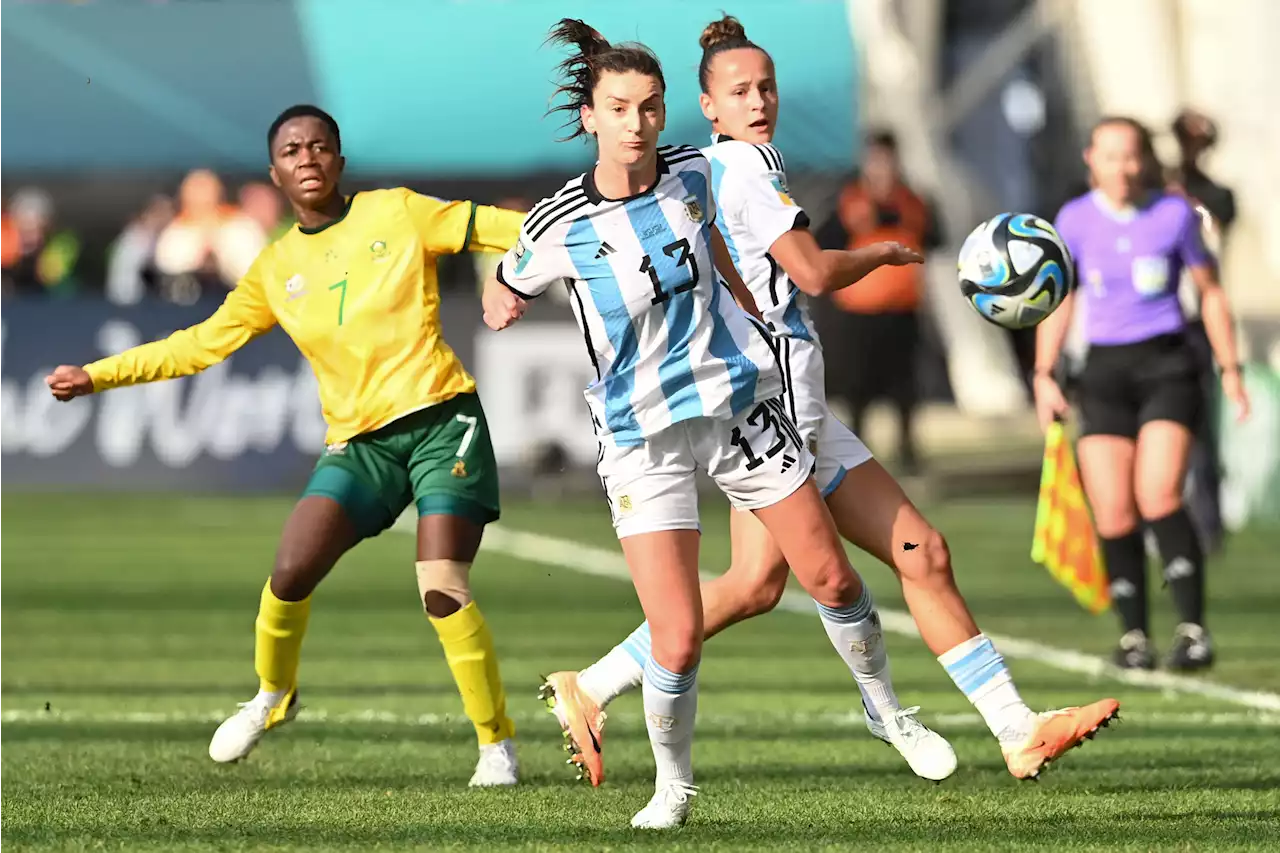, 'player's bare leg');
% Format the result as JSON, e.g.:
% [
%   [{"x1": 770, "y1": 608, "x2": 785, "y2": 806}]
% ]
[
  {"x1": 748, "y1": 478, "x2": 955, "y2": 775},
  {"x1": 726, "y1": 509, "x2": 956, "y2": 779},
  {"x1": 565, "y1": 484, "x2": 957, "y2": 783},
  {"x1": 416, "y1": 512, "x2": 519, "y2": 787},
  {"x1": 209, "y1": 496, "x2": 358, "y2": 763},
  {"x1": 826, "y1": 461, "x2": 1120, "y2": 779},
  {"x1": 824, "y1": 462, "x2": 978, "y2": 651},
  {"x1": 750, "y1": 480, "x2": 905, "y2": 721},
  {"x1": 621, "y1": 530, "x2": 703, "y2": 829},
  {"x1": 569, "y1": 490, "x2": 956, "y2": 784}
]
